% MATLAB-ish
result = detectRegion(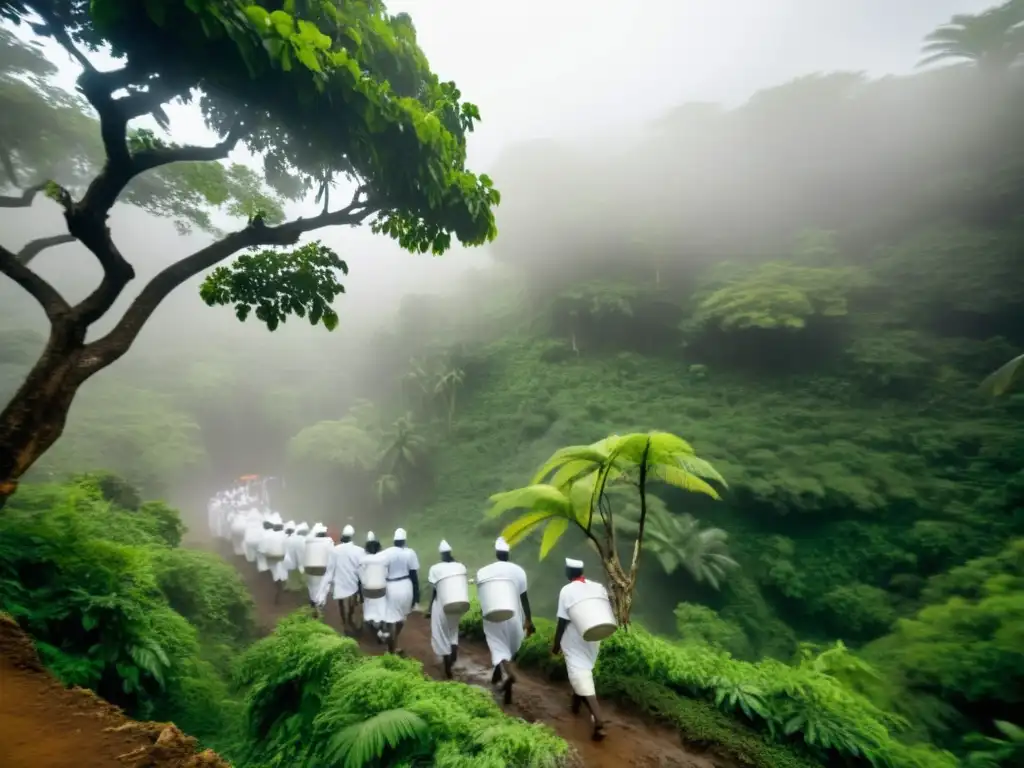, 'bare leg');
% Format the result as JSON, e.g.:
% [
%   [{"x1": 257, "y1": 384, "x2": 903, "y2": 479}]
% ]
[
  {"x1": 309, "y1": 600, "x2": 319, "y2": 619},
  {"x1": 584, "y1": 696, "x2": 606, "y2": 740},
  {"x1": 571, "y1": 694, "x2": 582, "y2": 715},
  {"x1": 442, "y1": 654, "x2": 454, "y2": 679},
  {"x1": 386, "y1": 623, "x2": 397, "y2": 654},
  {"x1": 491, "y1": 664, "x2": 503, "y2": 685},
  {"x1": 337, "y1": 599, "x2": 348, "y2": 633},
  {"x1": 499, "y1": 660, "x2": 517, "y2": 705}
]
